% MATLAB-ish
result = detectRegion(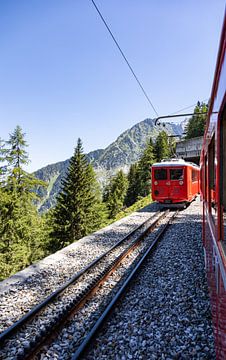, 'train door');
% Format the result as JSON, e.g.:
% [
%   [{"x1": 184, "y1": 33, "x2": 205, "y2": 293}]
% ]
[
  {"x1": 192, "y1": 168, "x2": 199, "y2": 198},
  {"x1": 186, "y1": 166, "x2": 192, "y2": 200},
  {"x1": 168, "y1": 167, "x2": 185, "y2": 200},
  {"x1": 153, "y1": 167, "x2": 169, "y2": 200}
]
